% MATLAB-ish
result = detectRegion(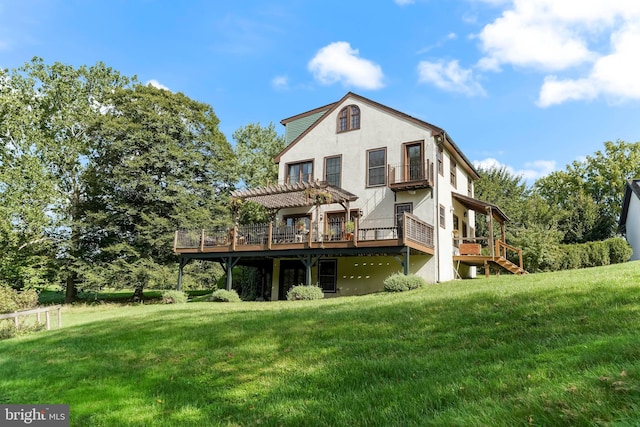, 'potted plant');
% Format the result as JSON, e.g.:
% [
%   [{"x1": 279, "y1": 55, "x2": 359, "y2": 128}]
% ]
[{"x1": 344, "y1": 220, "x2": 355, "y2": 239}]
